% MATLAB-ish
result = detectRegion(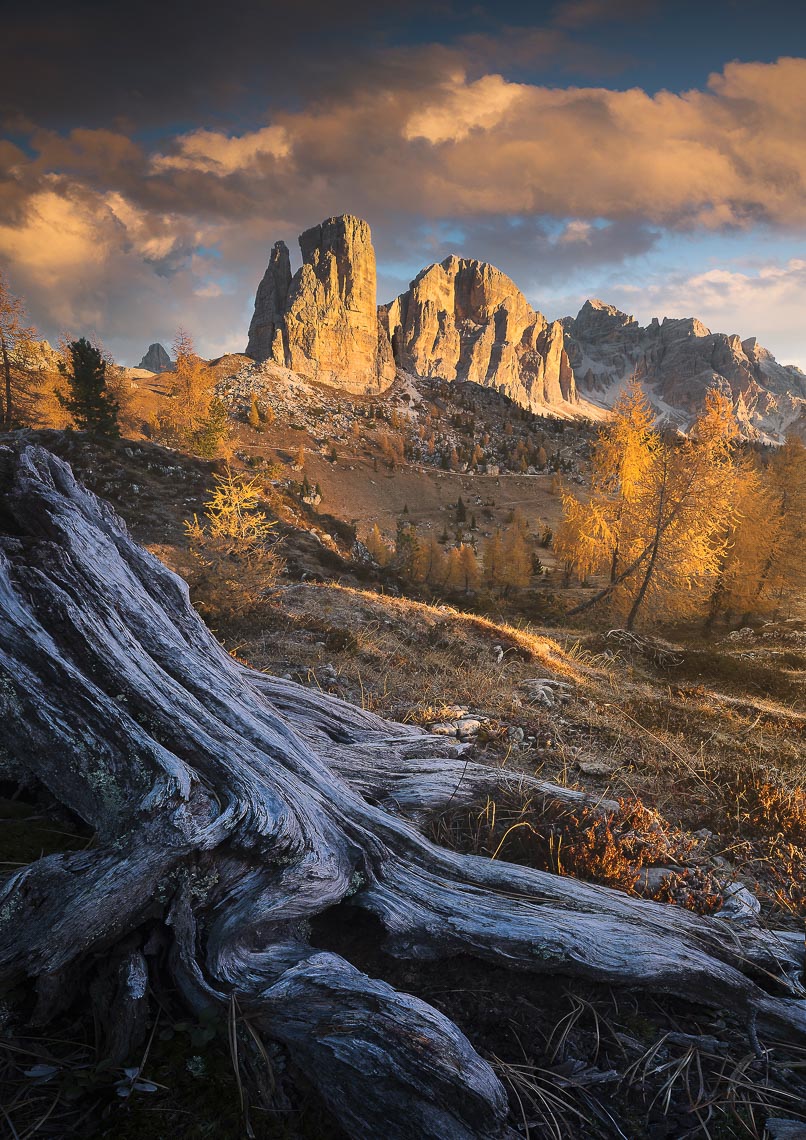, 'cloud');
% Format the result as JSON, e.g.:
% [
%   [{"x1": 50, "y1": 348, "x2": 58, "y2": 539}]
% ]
[
  {"x1": 403, "y1": 73, "x2": 528, "y2": 144},
  {"x1": 130, "y1": 56, "x2": 806, "y2": 229},
  {"x1": 153, "y1": 126, "x2": 291, "y2": 175},
  {"x1": 551, "y1": 0, "x2": 656, "y2": 27},
  {"x1": 384, "y1": 58, "x2": 806, "y2": 226}
]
